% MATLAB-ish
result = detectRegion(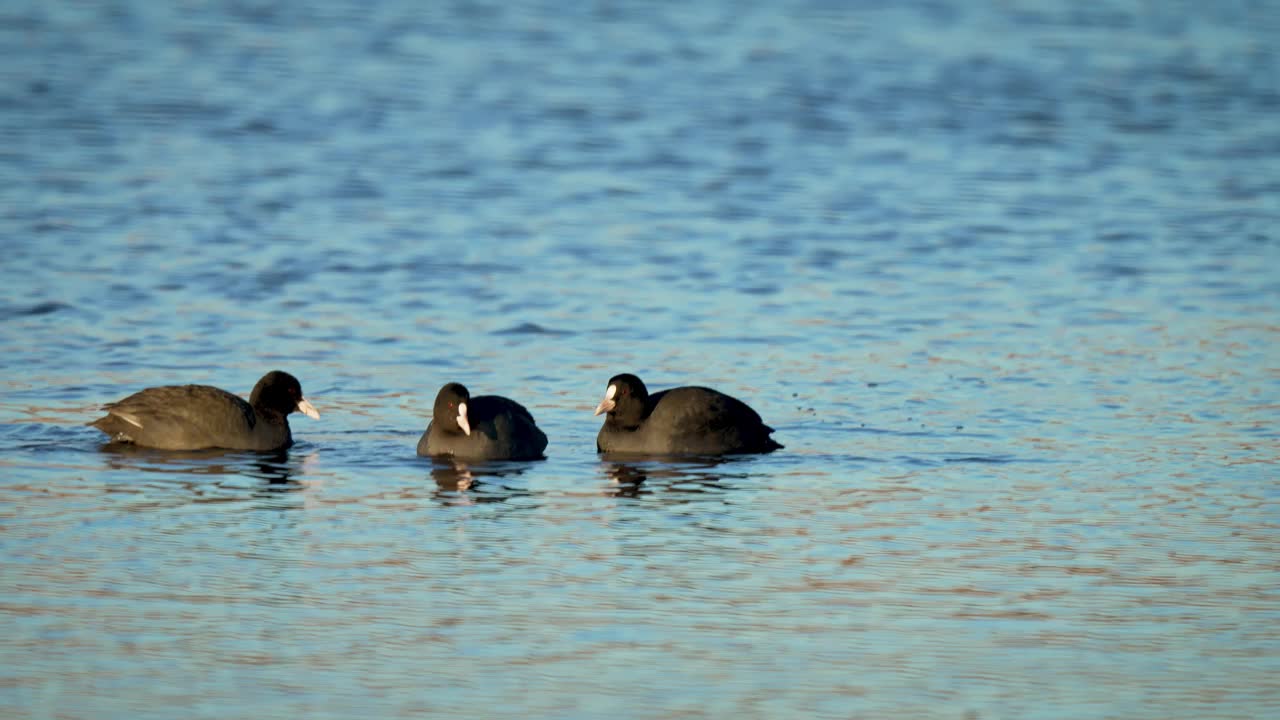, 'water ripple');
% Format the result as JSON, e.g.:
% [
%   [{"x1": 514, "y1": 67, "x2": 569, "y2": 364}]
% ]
[{"x1": 1, "y1": 1, "x2": 1278, "y2": 719}]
